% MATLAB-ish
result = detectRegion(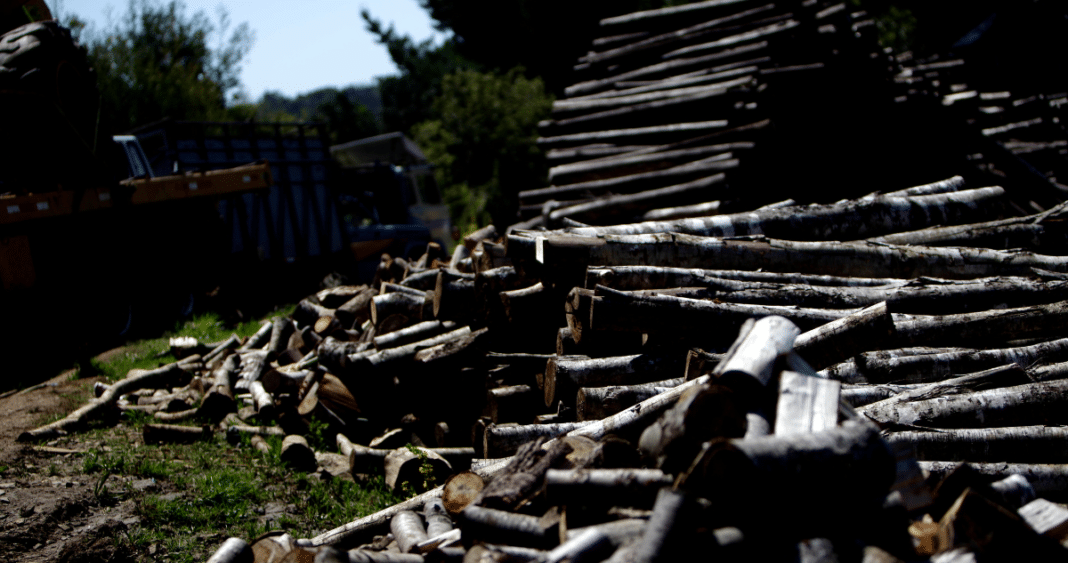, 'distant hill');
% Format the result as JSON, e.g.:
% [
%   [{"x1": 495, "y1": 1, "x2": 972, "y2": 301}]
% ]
[{"x1": 257, "y1": 84, "x2": 383, "y2": 125}]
